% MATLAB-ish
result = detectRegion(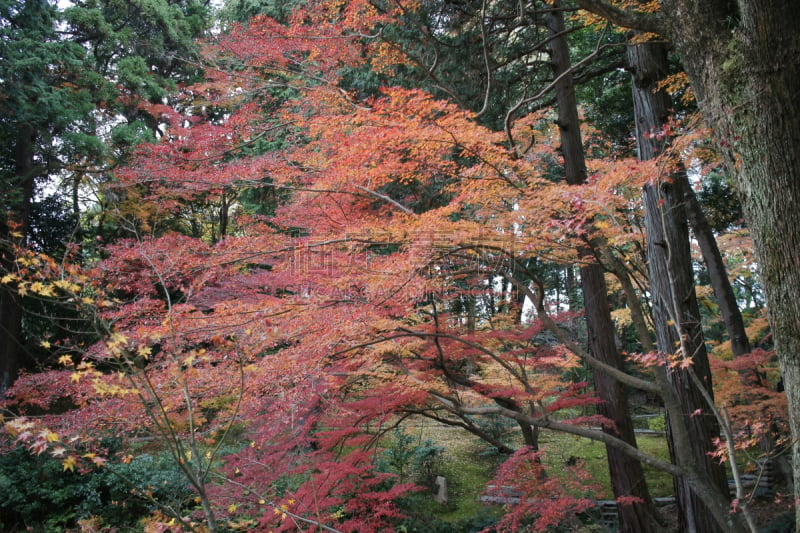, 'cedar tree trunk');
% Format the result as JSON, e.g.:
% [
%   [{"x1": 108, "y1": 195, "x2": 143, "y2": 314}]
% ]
[
  {"x1": 574, "y1": 0, "x2": 800, "y2": 526},
  {"x1": 0, "y1": 125, "x2": 36, "y2": 394},
  {"x1": 679, "y1": 173, "x2": 752, "y2": 357},
  {"x1": 629, "y1": 39, "x2": 730, "y2": 533},
  {"x1": 547, "y1": 5, "x2": 658, "y2": 531}
]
